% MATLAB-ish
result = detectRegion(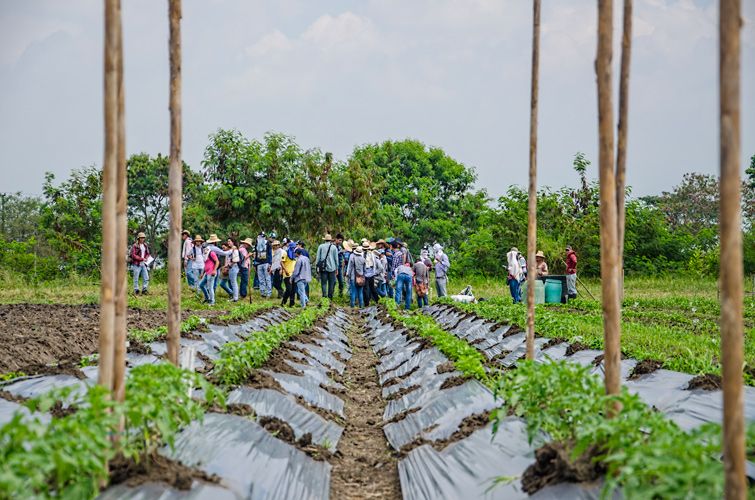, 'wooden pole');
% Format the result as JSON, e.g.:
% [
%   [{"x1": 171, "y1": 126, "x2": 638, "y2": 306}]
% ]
[
  {"x1": 719, "y1": 0, "x2": 746, "y2": 496},
  {"x1": 113, "y1": 0, "x2": 127, "y2": 402},
  {"x1": 167, "y1": 0, "x2": 183, "y2": 365},
  {"x1": 525, "y1": 0, "x2": 541, "y2": 360},
  {"x1": 98, "y1": 0, "x2": 119, "y2": 391},
  {"x1": 615, "y1": 0, "x2": 632, "y2": 303},
  {"x1": 596, "y1": 0, "x2": 621, "y2": 398}
]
